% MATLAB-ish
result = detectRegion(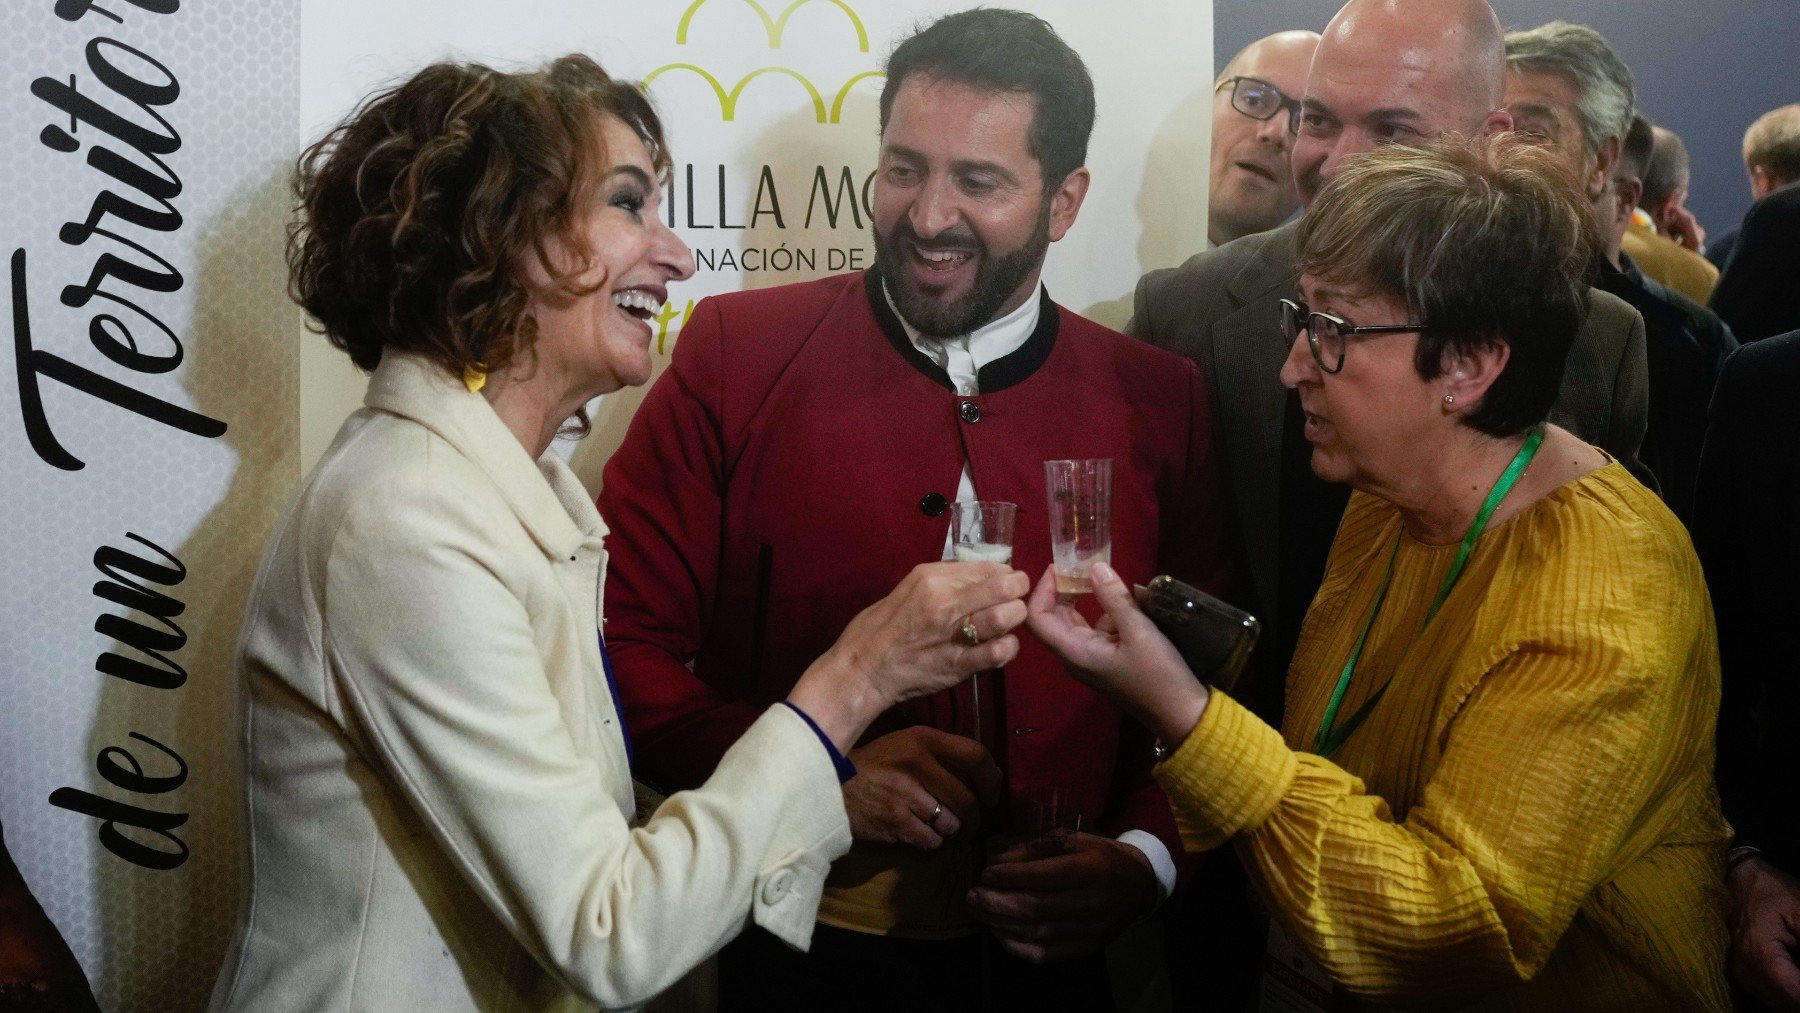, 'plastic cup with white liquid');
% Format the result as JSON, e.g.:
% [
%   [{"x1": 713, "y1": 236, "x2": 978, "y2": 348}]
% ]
[{"x1": 949, "y1": 501, "x2": 1017, "y2": 565}]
